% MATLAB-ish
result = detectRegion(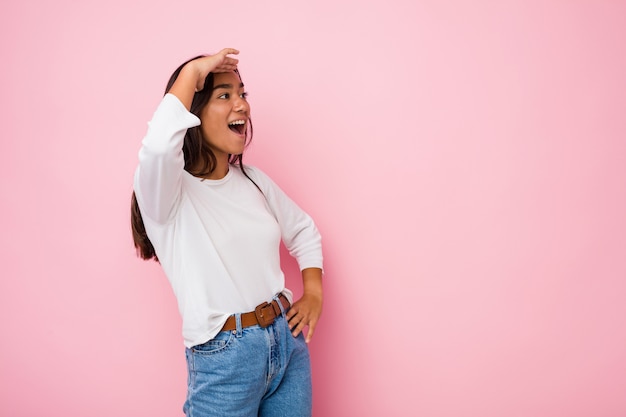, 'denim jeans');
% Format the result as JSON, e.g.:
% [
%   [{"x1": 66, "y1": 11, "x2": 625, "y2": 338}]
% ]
[{"x1": 183, "y1": 299, "x2": 312, "y2": 417}]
